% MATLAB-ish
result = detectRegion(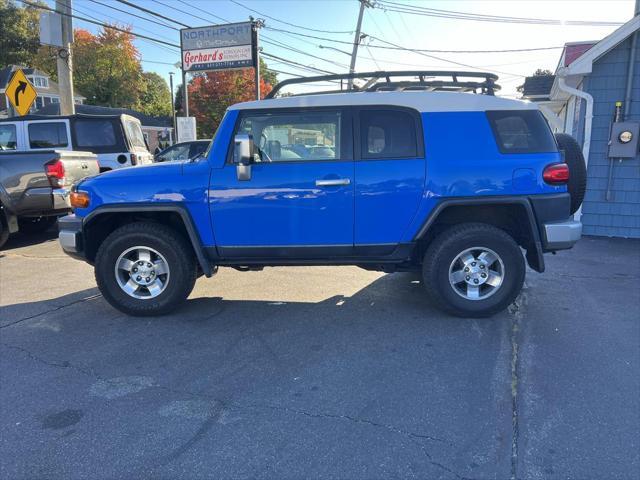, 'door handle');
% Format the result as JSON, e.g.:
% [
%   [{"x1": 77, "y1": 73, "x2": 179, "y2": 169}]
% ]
[{"x1": 315, "y1": 178, "x2": 351, "y2": 187}]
